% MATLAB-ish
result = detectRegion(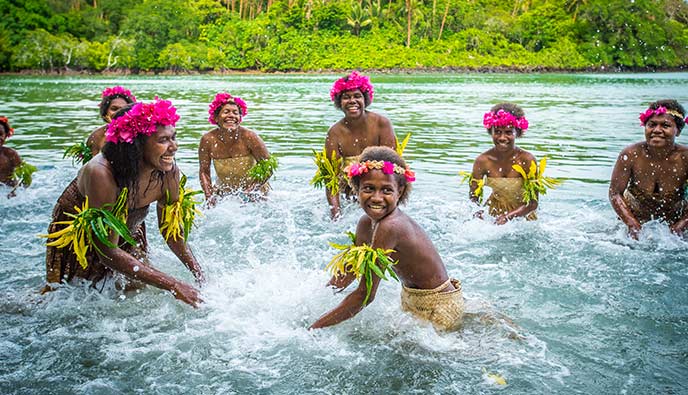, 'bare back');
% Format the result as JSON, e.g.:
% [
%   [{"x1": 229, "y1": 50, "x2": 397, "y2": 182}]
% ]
[{"x1": 356, "y1": 209, "x2": 449, "y2": 290}]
